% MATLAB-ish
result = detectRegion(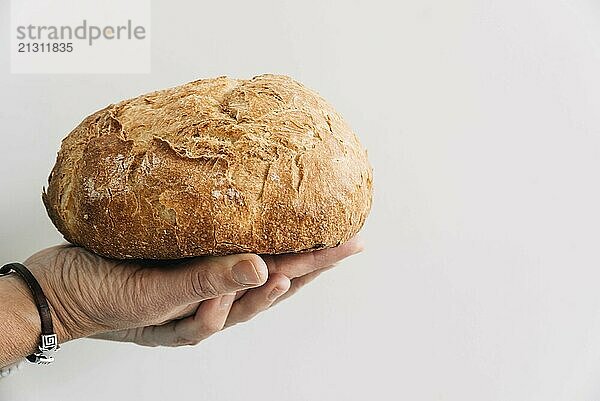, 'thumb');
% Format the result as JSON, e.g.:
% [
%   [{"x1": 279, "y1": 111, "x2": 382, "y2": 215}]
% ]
[{"x1": 149, "y1": 254, "x2": 268, "y2": 307}]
